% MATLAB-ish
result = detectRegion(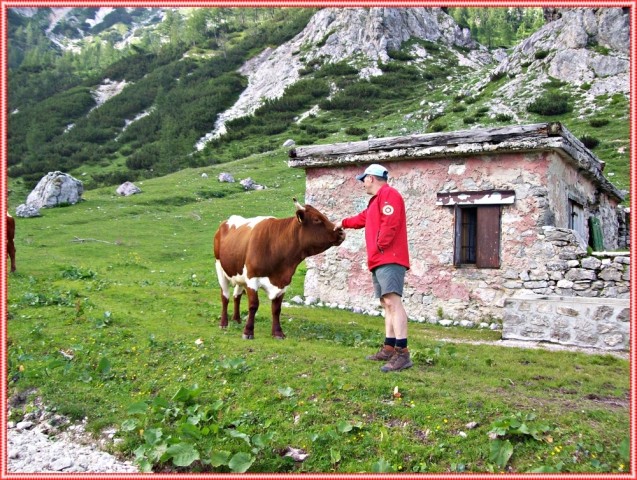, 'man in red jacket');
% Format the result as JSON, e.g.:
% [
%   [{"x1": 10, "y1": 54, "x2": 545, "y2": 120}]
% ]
[{"x1": 334, "y1": 164, "x2": 412, "y2": 372}]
